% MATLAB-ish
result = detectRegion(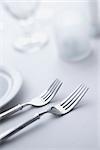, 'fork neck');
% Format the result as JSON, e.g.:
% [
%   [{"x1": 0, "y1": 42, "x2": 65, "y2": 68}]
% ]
[
  {"x1": 21, "y1": 102, "x2": 32, "y2": 108},
  {"x1": 38, "y1": 109, "x2": 51, "y2": 117}
]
